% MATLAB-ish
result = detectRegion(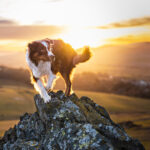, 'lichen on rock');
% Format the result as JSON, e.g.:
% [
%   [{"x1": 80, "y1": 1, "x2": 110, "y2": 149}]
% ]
[{"x1": 0, "y1": 90, "x2": 145, "y2": 150}]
